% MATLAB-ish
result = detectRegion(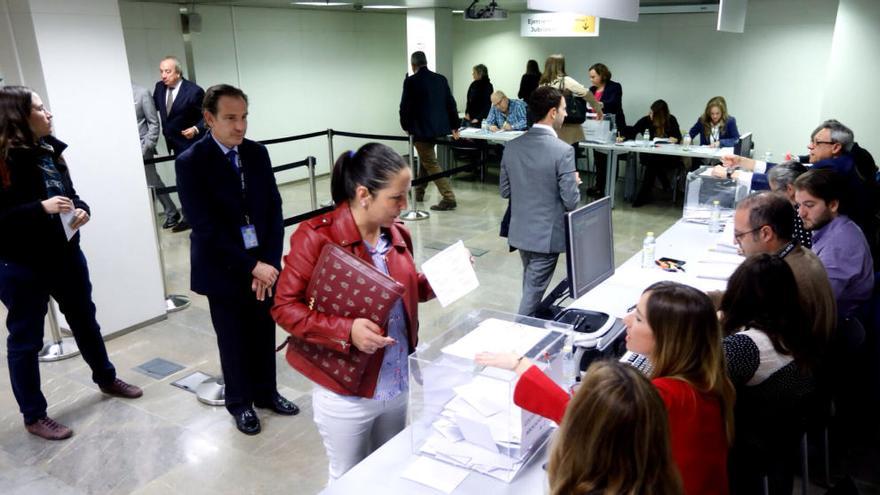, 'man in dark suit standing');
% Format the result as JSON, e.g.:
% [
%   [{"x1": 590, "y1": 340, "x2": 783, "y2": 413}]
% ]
[
  {"x1": 399, "y1": 51, "x2": 460, "y2": 211},
  {"x1": 175, "y1": 84, "x2": 298, "y2": 435},
  {"x1": 500, "y1": 86, "x2": 581, "y2": 316},
  {"x1": 153, "y1": 56, "x2": 204, "y2": 232}
]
